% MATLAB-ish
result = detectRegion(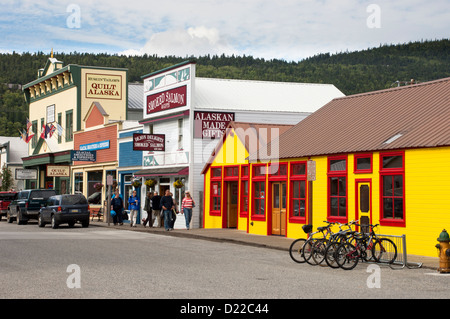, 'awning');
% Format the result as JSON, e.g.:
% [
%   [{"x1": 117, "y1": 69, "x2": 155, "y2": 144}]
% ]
[{"x1": 133, "y1": 166, "x2": 189, "y2": 177}]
